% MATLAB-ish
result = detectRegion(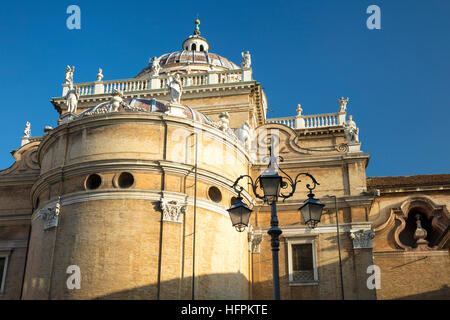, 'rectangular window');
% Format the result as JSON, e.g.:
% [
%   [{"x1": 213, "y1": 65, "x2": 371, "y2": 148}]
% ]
[
  {"x1": 292, "y1": 244, "x2": 314, "y2": 281},
  {"x1": 287, "y1": 238, "x2": 318, "y2": 285},
  {"x1": 0, "y1": 257, "x2": 6, "y2": 293}
]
